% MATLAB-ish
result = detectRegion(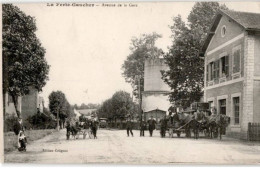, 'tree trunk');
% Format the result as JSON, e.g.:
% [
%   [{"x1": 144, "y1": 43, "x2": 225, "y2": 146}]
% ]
[
  {"x1": 11, "y1": 94, "x2": 21, "y2": 118},
  {"x1": 3, "y1": 54, "x2": 9, "y2": 121},
  {"x1": 57, "y1": 112, "x2": 60, "y2": 131}
]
